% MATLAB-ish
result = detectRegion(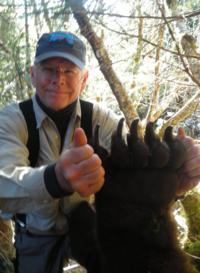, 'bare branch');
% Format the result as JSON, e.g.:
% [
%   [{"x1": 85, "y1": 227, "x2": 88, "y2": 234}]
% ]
[
  {"x1": 155, "y1": 0, "x2": 200, "y2": 133},
  {"x1": 87, "y1": 8, "x2": 200, "y2": 22},
  {"x1": 132, "y1": 1, "x2": 144, "y2": 74},
  {"x1": 40, "y1": 0, "x2": 53, "y2": 32},
  {"x1": 156, "y1": 0, "x2": 200, "y2": 87},
  {"x1": 159, "y1": 91, "x2": 200, "y2": 136},
  {"x1": 93, "y1": 20, "x2": 200, "y2": 61},
  {"x1": 146, "y1": 23, "x2": 165, "y2": 122},
  {"x1": 69, "y1": 0, "x2": 138, "y2": 126}
]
